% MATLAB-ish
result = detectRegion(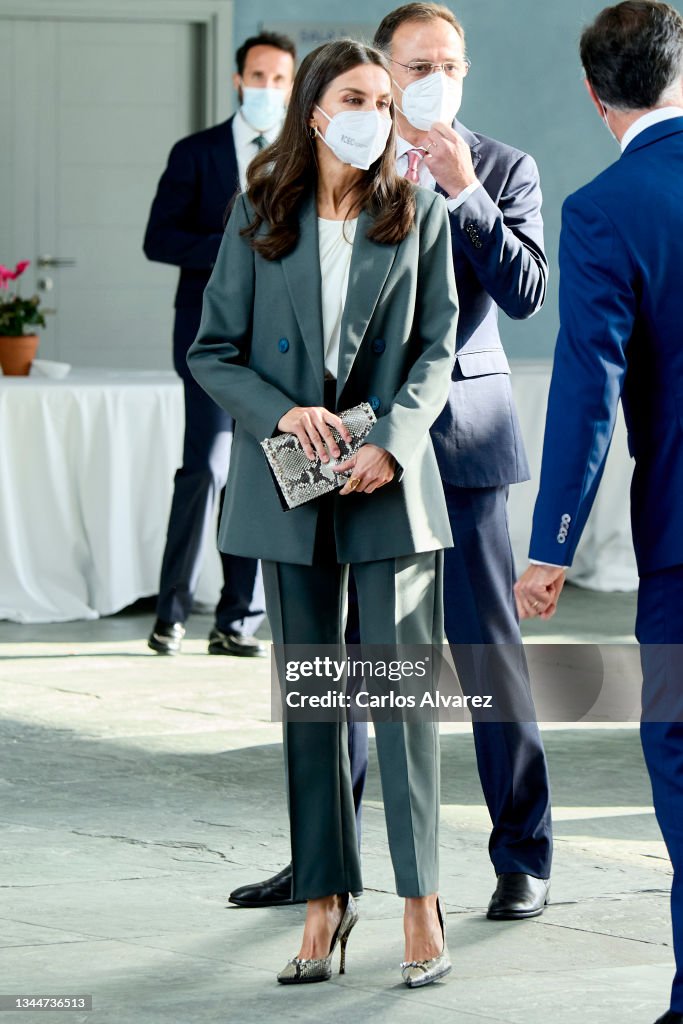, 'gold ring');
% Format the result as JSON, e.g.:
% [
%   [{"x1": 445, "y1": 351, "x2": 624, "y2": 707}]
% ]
[
  {"x1": 424, "y1": 141, "x2": 435, "y2": 151},
  {"x1": 348, "y1": 477, "x2": 361, "y2": 491},
  {"x1": 532, "y1": 600, "x2": 540, "y2": 610}
]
